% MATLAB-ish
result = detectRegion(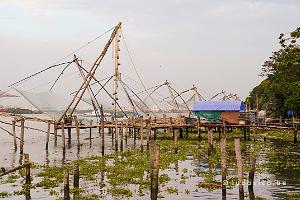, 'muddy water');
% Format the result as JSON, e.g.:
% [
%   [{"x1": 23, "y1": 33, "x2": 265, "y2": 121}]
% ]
[
  {"x1": 0, "y1": 114, "x2": 300, "y2": 199},
  {"x1": 0, "y1": 115, "x2": 140, "y2": 167}
]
